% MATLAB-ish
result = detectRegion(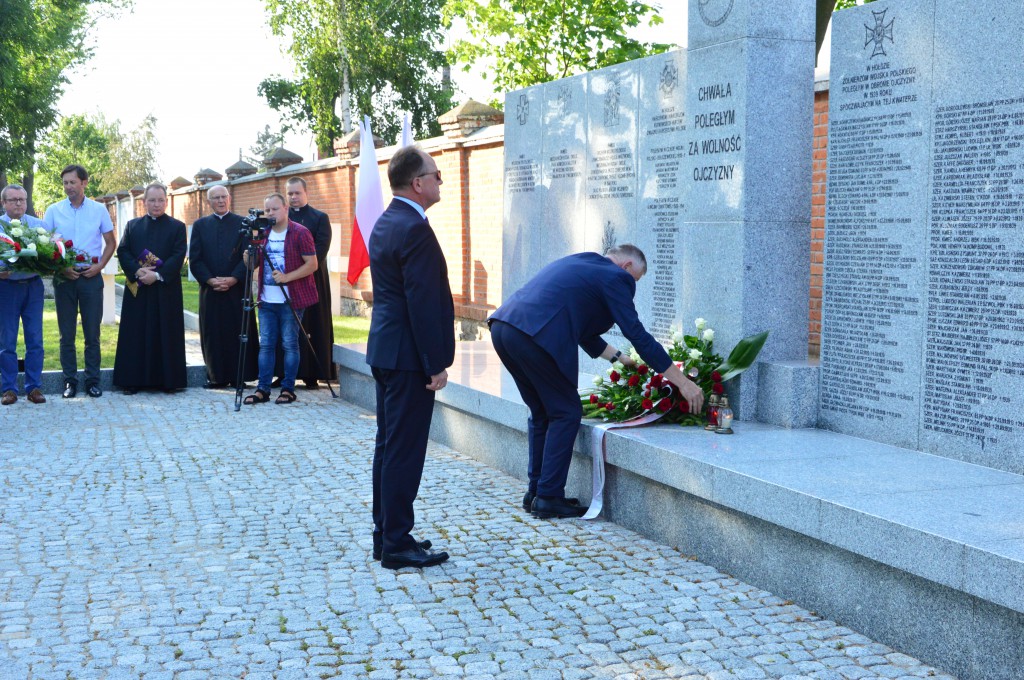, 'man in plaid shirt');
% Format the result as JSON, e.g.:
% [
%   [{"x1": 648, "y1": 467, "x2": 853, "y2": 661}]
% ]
[{"x1": 243, "y1": 193, "x2": 318, "y2": 405}]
